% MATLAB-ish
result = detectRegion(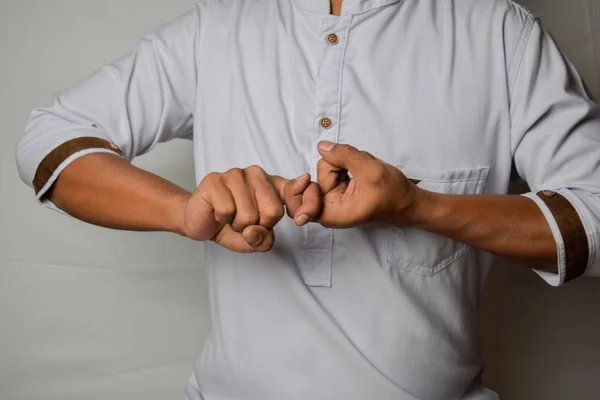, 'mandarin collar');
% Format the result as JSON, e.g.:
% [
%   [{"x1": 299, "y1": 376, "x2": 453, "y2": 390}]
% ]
[{"x1": 291, "y1": 0, "x2": 401, "y2": 15}]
